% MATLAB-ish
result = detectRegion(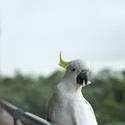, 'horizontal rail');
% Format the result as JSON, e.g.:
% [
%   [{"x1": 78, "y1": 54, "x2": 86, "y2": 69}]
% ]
[
  {"x1": 0, "y1": 99, "x2": 54, "y2": 125},
  {"x1": 21, "y1": 112, "x2": 54, "y2": 125}
]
